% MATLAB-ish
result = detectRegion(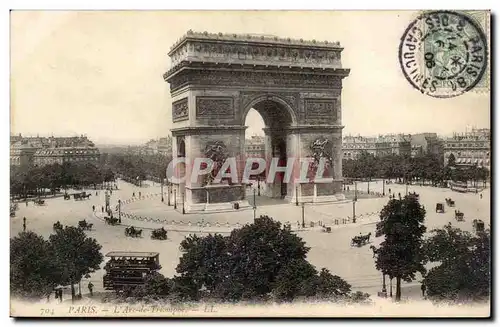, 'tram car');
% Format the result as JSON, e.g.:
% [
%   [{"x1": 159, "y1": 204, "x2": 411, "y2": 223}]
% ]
[{"x1": 102, "y1": 252, "x2": 161, "y2": 291}]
